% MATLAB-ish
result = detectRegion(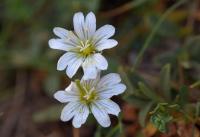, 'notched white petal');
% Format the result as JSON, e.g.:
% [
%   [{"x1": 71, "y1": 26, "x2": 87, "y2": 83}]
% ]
[
  {"x1": 93, "y1": 53, "x2": 108, "y2": 70},
  {"x1": 73, "y1": 12, "x2": 85, "y2": 40},
  {"x1": 65, "y1": 82, "x2": 77, "y2": 93},
  {"x1": 96, "y1": 39, "x2": 118, "y2": 51},
  {"x1": 97, "y1": 73, "x2": 121, "y2": 88},
  {"x1": 57, "y1": 52, "x2": 77, "y2": 71},
  {"x1": 98, "y1": 83, "x2": 126, "y2": 99},
  {"x1": 66, "y1": 57, "x2": 83, "y2": 78},
  {"x1": 54, "y1": 90, "x2": 79, "y2": 103},
  {"x1": 53, "y1": 27, "x2": 68, "y2": 38},
  {"x1": 60, "y1": 102, "x2": 80, "y2": 122},
  {"x1": 54, "y1": 90, "x2": 67, "y2": 103},
  {"x1": 93, "y1": 25, "x2": 115, "y2": 43},
  {"x1": 48, "y1": 39, "x2": 73, "y2": 51},
  {"x1": 82, "y1": 66, "x2": 97, "y2": 80},
  {"x1": 82, "y1": 56, "x2": 98, "y2": 80},
  {"x1": 72, "y1": 105, "x2": 89, "y2": 128},
  {"x1": 85, "y1": 12, "x2": 96, "y2": 38},
  {"x1": 91, "y1": 103, "x2": 111, "y2": 127},
  {"x1": 96, "y1": 99, "x2": 120, "y2": 116}
]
